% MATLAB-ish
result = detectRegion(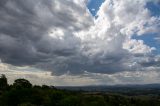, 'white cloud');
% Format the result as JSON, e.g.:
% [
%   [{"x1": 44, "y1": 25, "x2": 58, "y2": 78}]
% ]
[
  {"x1": 123, "y1": 39, "x2": 156, "y2": 54},
  {"x1": 75, "y1": 0, "x2": 159, "y2": 73},
  {"x1": 77, "y1": 0, "x2": 158, "y2": 58},
  {"x1": 91, "y1": 8, "x2": 95, "y2": 11}
]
